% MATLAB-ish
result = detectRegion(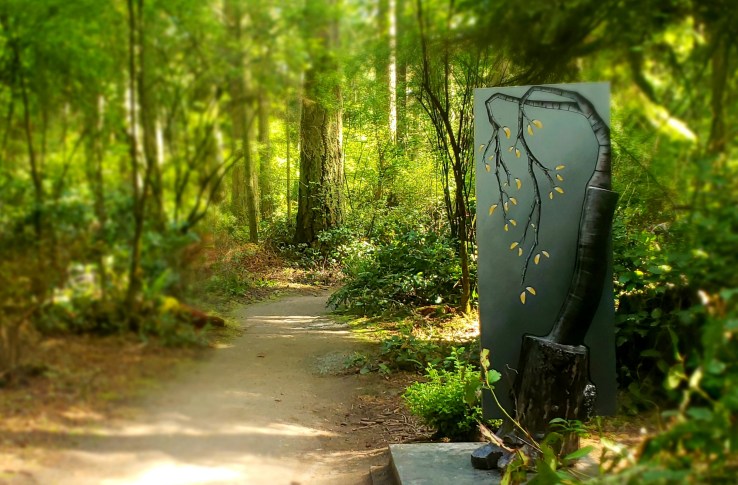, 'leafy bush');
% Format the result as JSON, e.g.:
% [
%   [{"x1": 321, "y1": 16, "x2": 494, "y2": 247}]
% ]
[
  {"x1": 613, "y1": 187, "x2": 738, "y2": 410},
  {"x1": 585, "y1": 289, "x2": 738, "y2": 484},
  {"x1": 627, "y1": 287, "x2": 738, "y2": 483},
  {"x1": 403, "y1": 348, "x2": 482, "y2": 440},
  {"x1": 329, "y1": 229, "x2": 464, "y2": 315}
]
